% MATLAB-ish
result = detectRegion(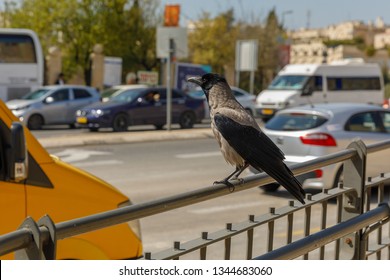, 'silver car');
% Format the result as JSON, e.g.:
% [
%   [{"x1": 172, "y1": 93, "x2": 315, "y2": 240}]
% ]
[
  {"x1": 6, "y1": 85, "x2": 99, "y2": 129},
  {"x1": 249, "y1": 103, "x2": 390, "y2": 191}
]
